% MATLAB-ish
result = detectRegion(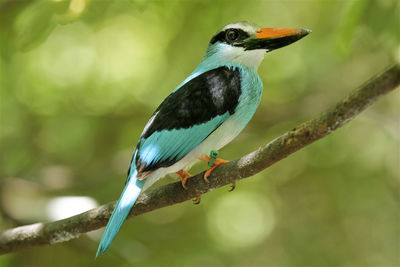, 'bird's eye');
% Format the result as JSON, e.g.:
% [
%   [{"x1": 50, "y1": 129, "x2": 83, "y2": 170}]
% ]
[{"x1": 226, "y1": 29, "x2": 239, "y2": 41}]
